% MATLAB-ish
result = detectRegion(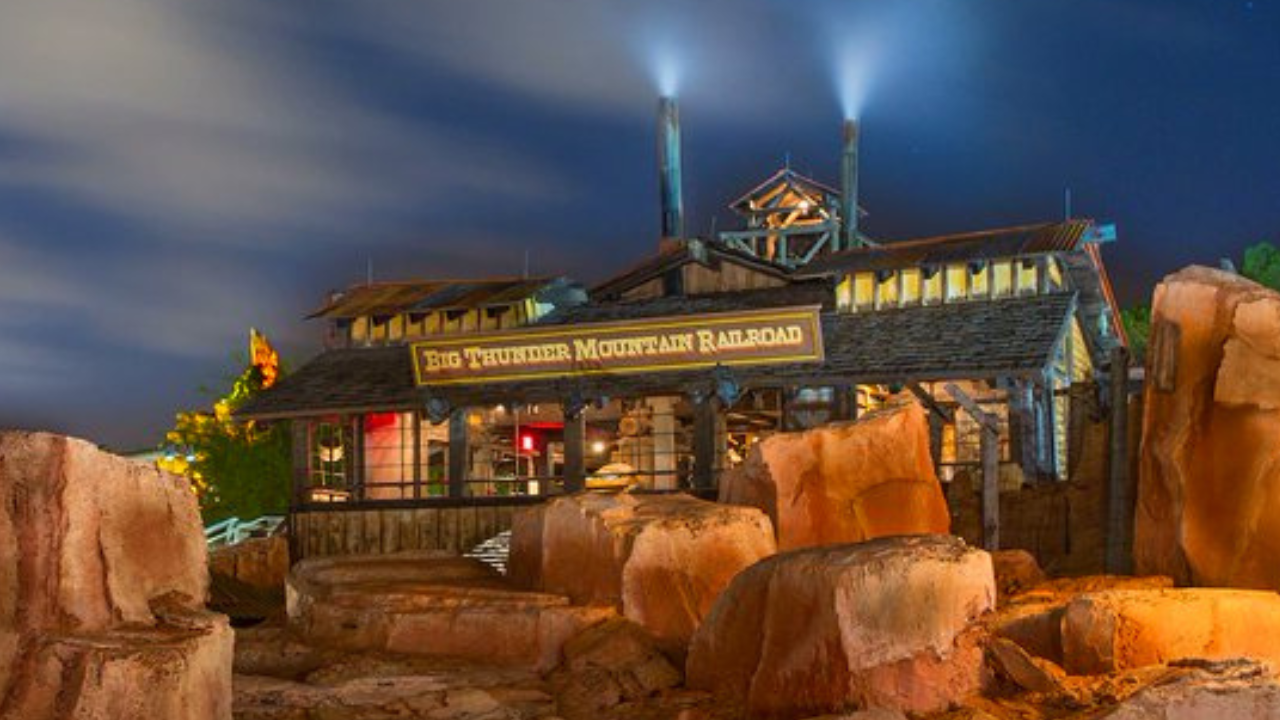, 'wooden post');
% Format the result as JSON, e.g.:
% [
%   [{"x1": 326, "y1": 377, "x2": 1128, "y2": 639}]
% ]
[
  {"x1": 448, "y1": 409, "x2": 469, "y2": 499},
  {"x1": 290, "y1": 420, "x2": 310, "y2": 508},
  {"x1": 945, "y1": 383, "x2": 1001, "y2": 551},
  {"x1": 693, "y1": 396, "x2": 720, "y2": 491},
  {"x1": 563, "y1": 407, "x2": 586, "y2": 493},
  {"x1": 1106, "y1": 346, "x2": 1132, "y2": 574},
  {"x1": 411, "y1": 412, "x2": 422, "y2": 499}
]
